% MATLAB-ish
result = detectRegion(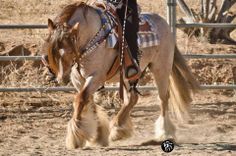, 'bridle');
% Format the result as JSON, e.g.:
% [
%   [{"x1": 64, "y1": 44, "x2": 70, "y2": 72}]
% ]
[{"x1": 42, "y1": 5, "x2": 115, "y2": 80}]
